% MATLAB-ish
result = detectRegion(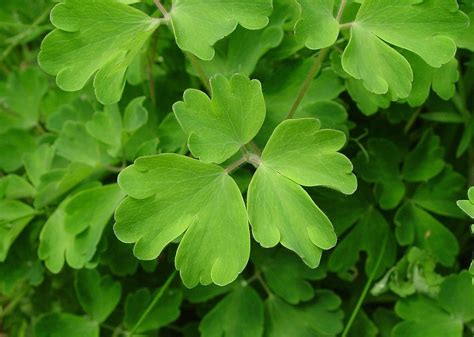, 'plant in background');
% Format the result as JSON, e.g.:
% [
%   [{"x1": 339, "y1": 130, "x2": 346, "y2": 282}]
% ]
[{"x1": 0, "y1": 0, "x2": 473, "y2": 336}]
